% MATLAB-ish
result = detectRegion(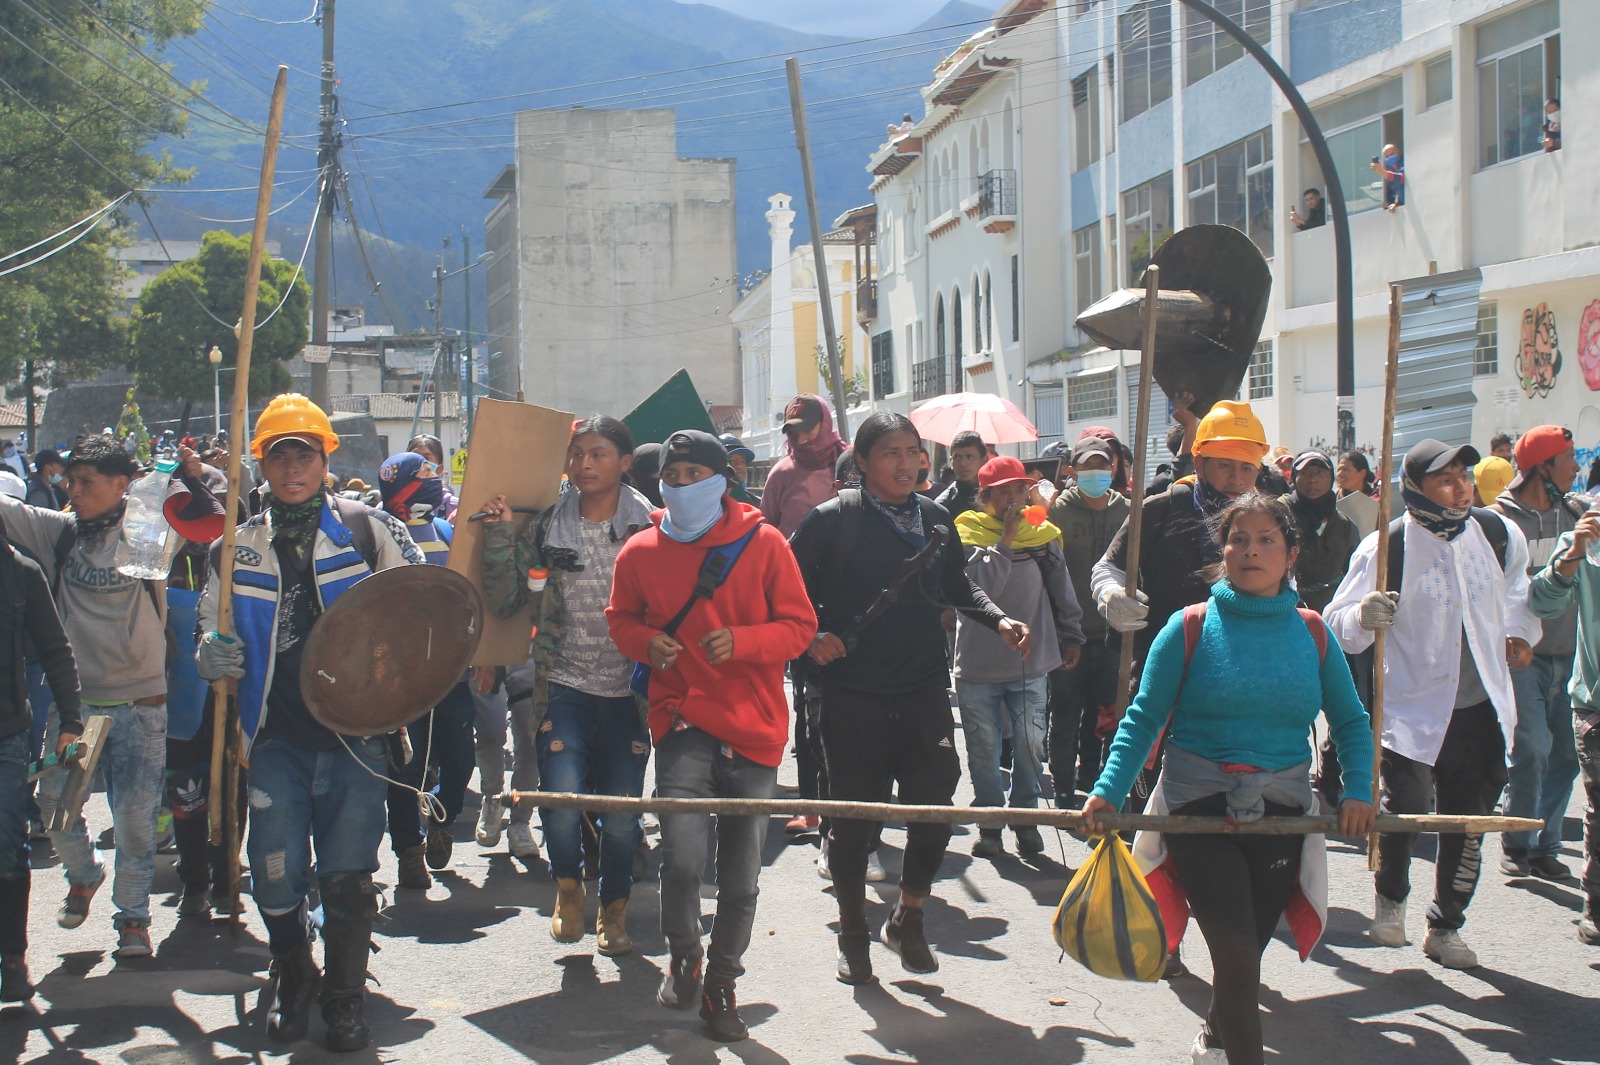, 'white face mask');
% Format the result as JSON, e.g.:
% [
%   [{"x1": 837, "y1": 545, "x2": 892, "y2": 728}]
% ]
[{"x1": 659, "y1": 476, "x2": 726, "y2": 543}]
